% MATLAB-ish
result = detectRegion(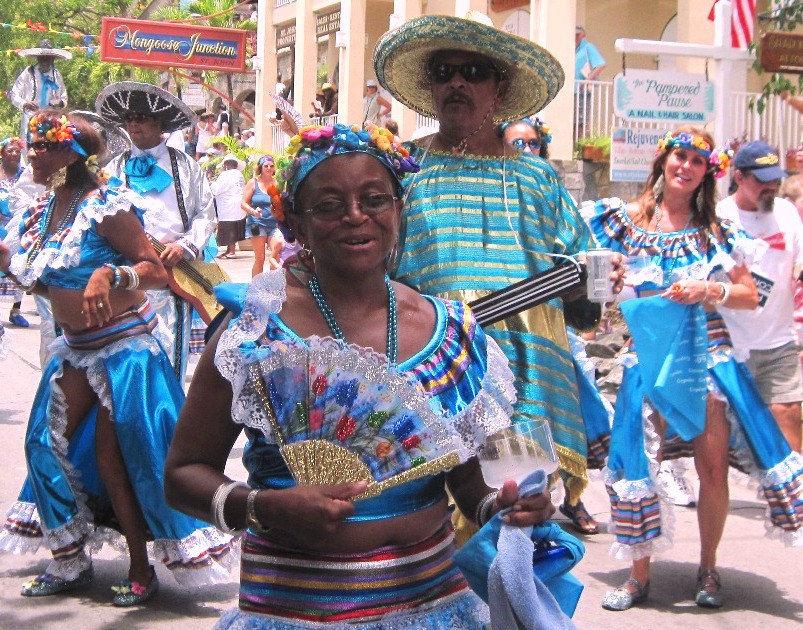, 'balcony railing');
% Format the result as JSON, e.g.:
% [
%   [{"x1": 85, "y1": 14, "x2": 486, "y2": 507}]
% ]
[{"x1": 574, "y1": 79, "x2": 803, "y2": 153}]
